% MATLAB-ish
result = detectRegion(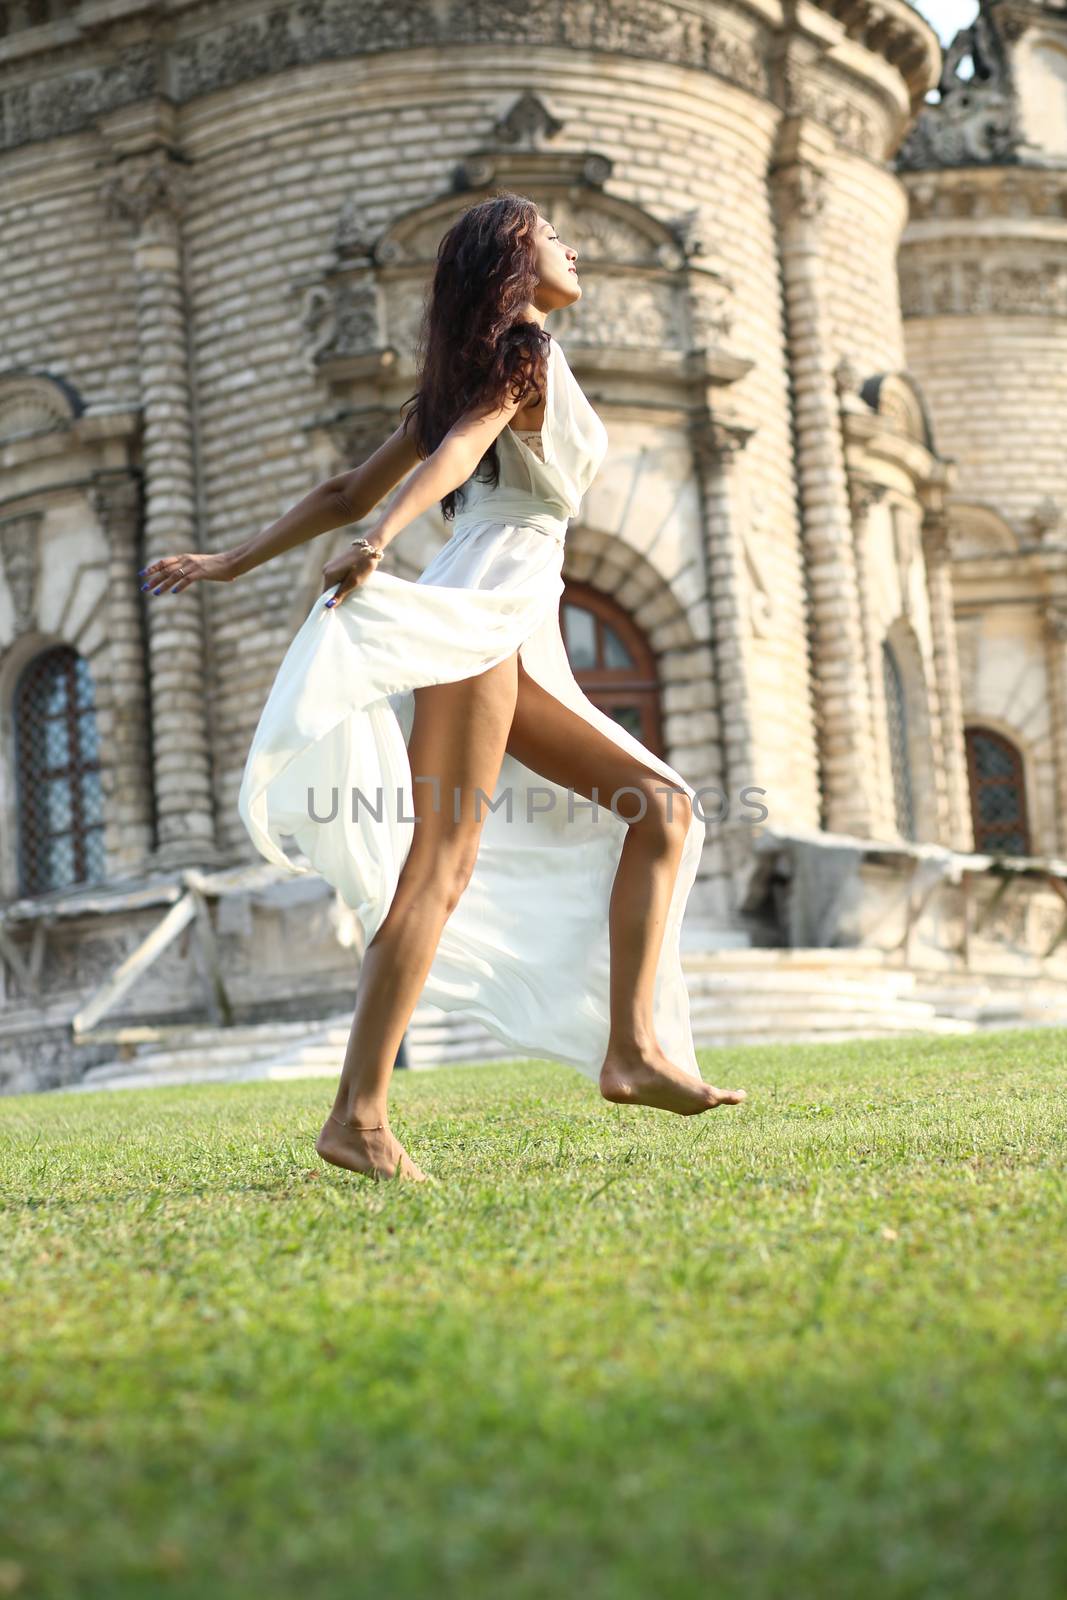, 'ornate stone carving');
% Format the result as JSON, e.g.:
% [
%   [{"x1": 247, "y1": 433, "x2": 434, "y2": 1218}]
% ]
[
  {"x1": 772, "y1": 161, "x2": 827, "y2": 224},
  {"x1": 88, "y1": 472, "x2": 142, "y2": 547},
  {"x1": 0, "y1": 40, "x2": 157, "y2": 151},
  {"x1": 0, "y1": 372, "x2": 80, "y2": 442},
  {"x1": 904, "y1": 168, "x2": 1067, "y2": 222},
  {"x1": 1044, "y1": 600, "x2": 1067, "y2": 643},
  {"x1": 920, "y1": 509, "x2": 952, "y2": 563},
  {"x1": 0, "y1": 512, "x2": 42, "y2": 634},
  {"x1": 101, "y1": 151, "x2": 190, "y2": 234},
  {"x1": 2, "y1": 1, "x2": 775, "y2": 153},
  {"x1": 325, "y1": 406, "x2": 396, "y2": 471},
  {"x1": 859, "y1": 372, "x2": 936, "y2": 450},
  {"x1": 1028, "y1": 497, "x2": 1064, "y2": 542},
  {"x1": 689, "y1": 414, "x2": 755, "y2": 470},
  {"x1": 897, "y1": 0, "x2": 1020, "y2": 170},
  {"x1": 298, "y1": 272, "x2": 381, "y2": 371},
  {"x1": 493, "y1": 91, "x2": 563, "y2": 148},
  {"x1": 848, "y1": 476, "x2": 889, "y2": 521},
  {"x1": 900, "y1": 254, "x2": 1067, "y2": 317},
  {"x1": 834, "y1": 356, "x2": 865, "y2": 399}
]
